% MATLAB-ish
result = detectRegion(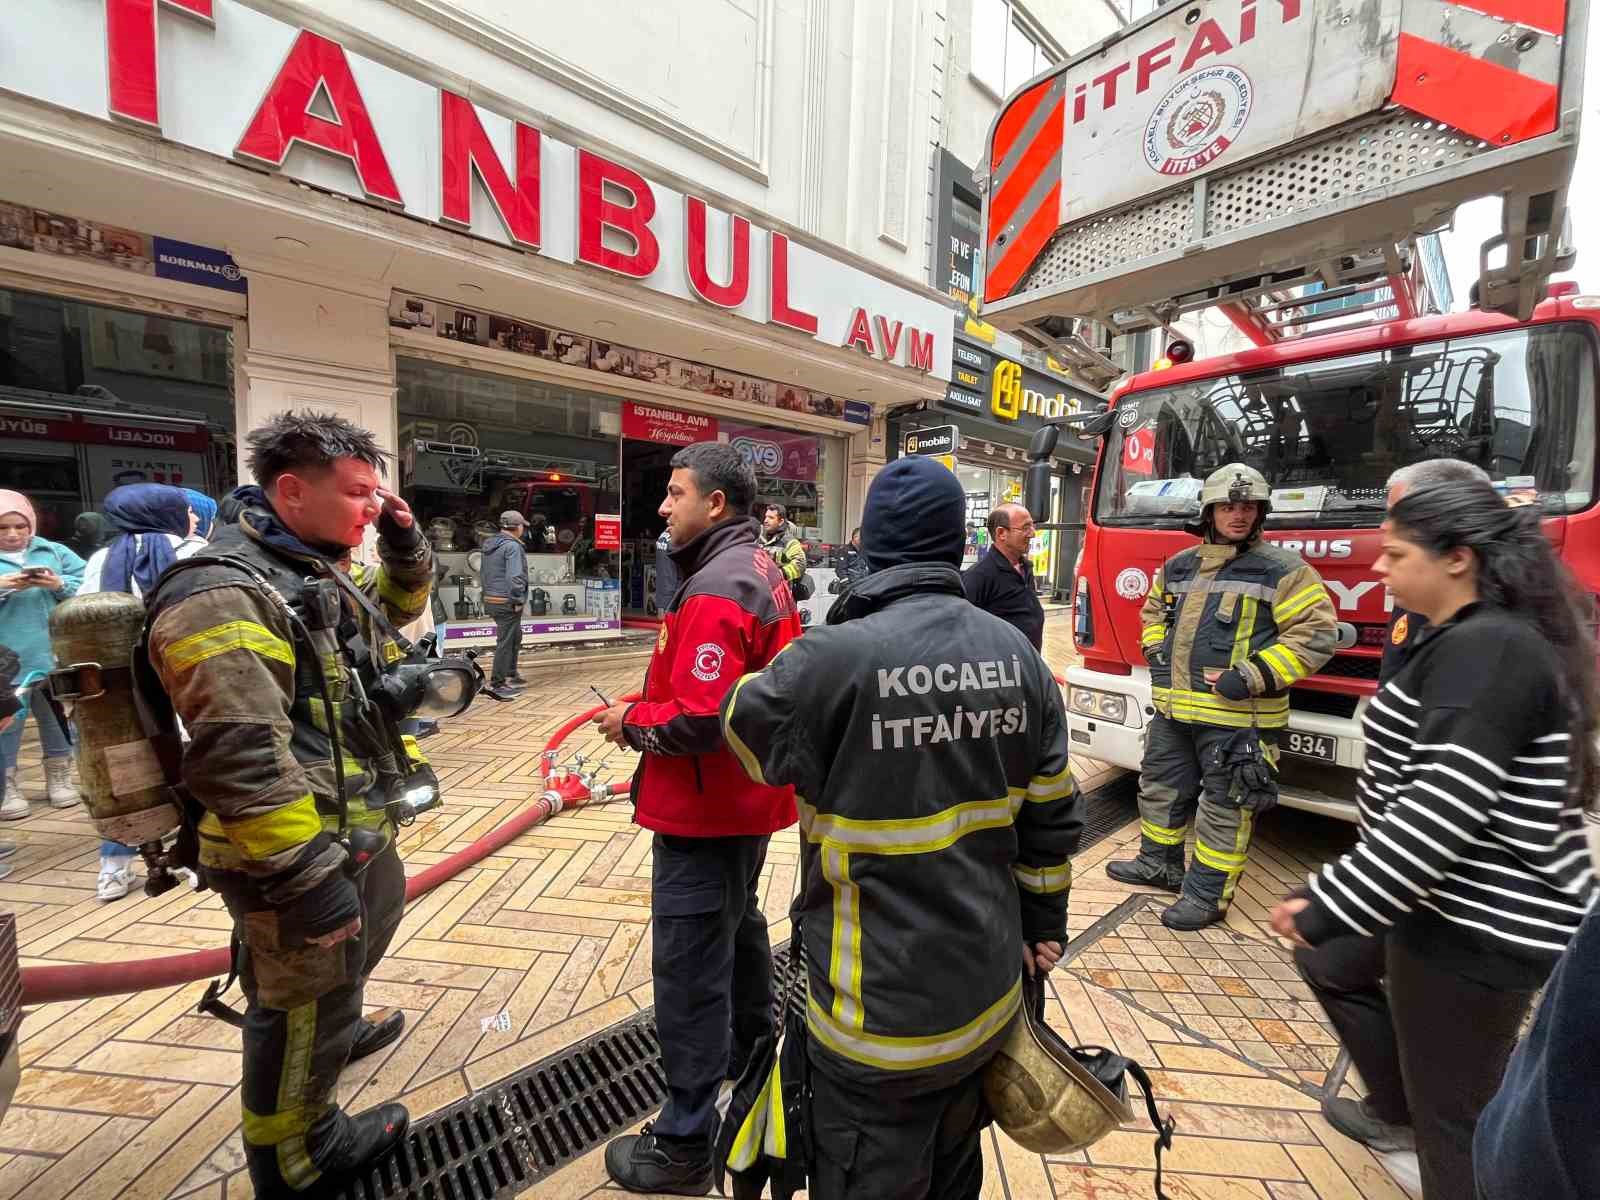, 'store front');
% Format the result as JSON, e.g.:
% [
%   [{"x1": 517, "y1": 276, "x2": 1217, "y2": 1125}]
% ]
[{"x1": 892, "y1": 330, "x2": 1100, "y2": 598}]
